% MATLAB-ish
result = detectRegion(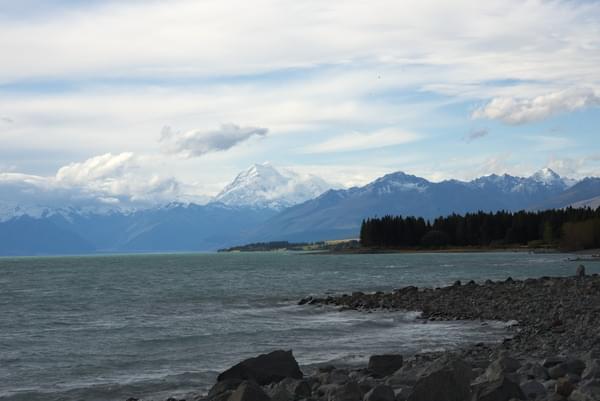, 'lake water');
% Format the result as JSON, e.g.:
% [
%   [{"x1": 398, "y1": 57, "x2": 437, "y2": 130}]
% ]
[{"x1": 1, "y1": 251, "x2": 598, "y2": 401}]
